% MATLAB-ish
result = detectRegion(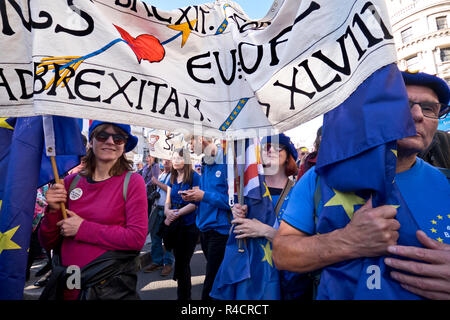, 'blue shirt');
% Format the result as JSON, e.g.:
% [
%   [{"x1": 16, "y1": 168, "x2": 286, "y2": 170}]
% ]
[
  {"x1": 168, "y1": 171, "x2": 201, "y2": 226},
  {"x1": 283, "y1": 158, "x2": 450, "y2": 242},
  {"x1": 196, "y1": 148, "x2": 232, "y2": 235}
]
